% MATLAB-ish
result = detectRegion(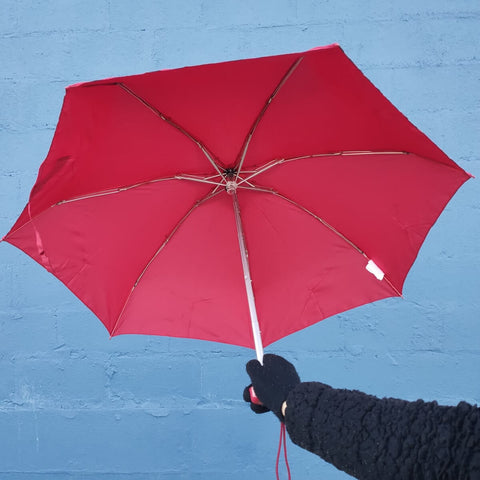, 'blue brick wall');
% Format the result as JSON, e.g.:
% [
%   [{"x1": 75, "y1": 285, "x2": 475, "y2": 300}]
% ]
[{"x1": 1, "y1": 1, "x2": 479, "y2": 479}]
